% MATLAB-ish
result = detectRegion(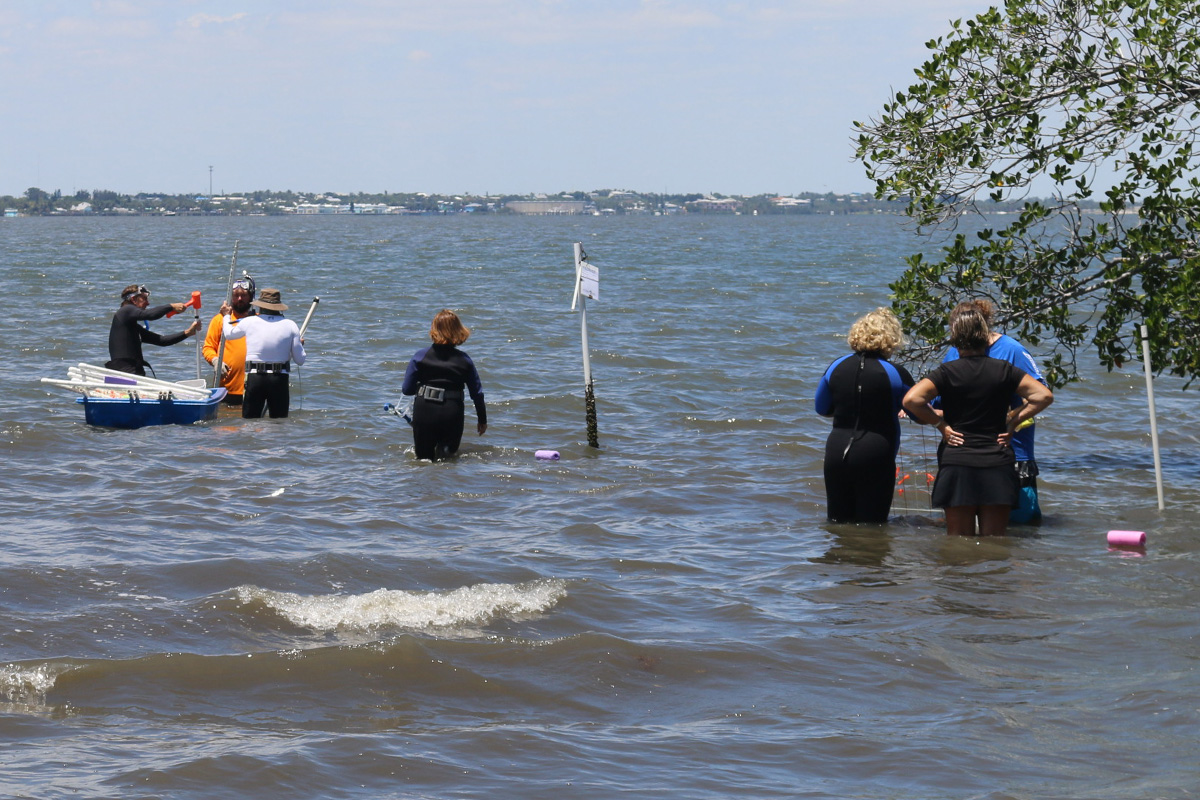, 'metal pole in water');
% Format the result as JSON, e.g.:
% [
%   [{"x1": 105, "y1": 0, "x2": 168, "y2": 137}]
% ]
[
  {"x1": 213, "y1": 240, "x2": 239, "y2": 387},
  {"x1": 1140, "y1": 323, "x2": 1165, "y2": 510},
  {"x1": 573, "y1": 242, "x2": 599, "y2": 448},
  {"x1": 580, "y1": 295, "x2": 599, "y2": 448}
]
